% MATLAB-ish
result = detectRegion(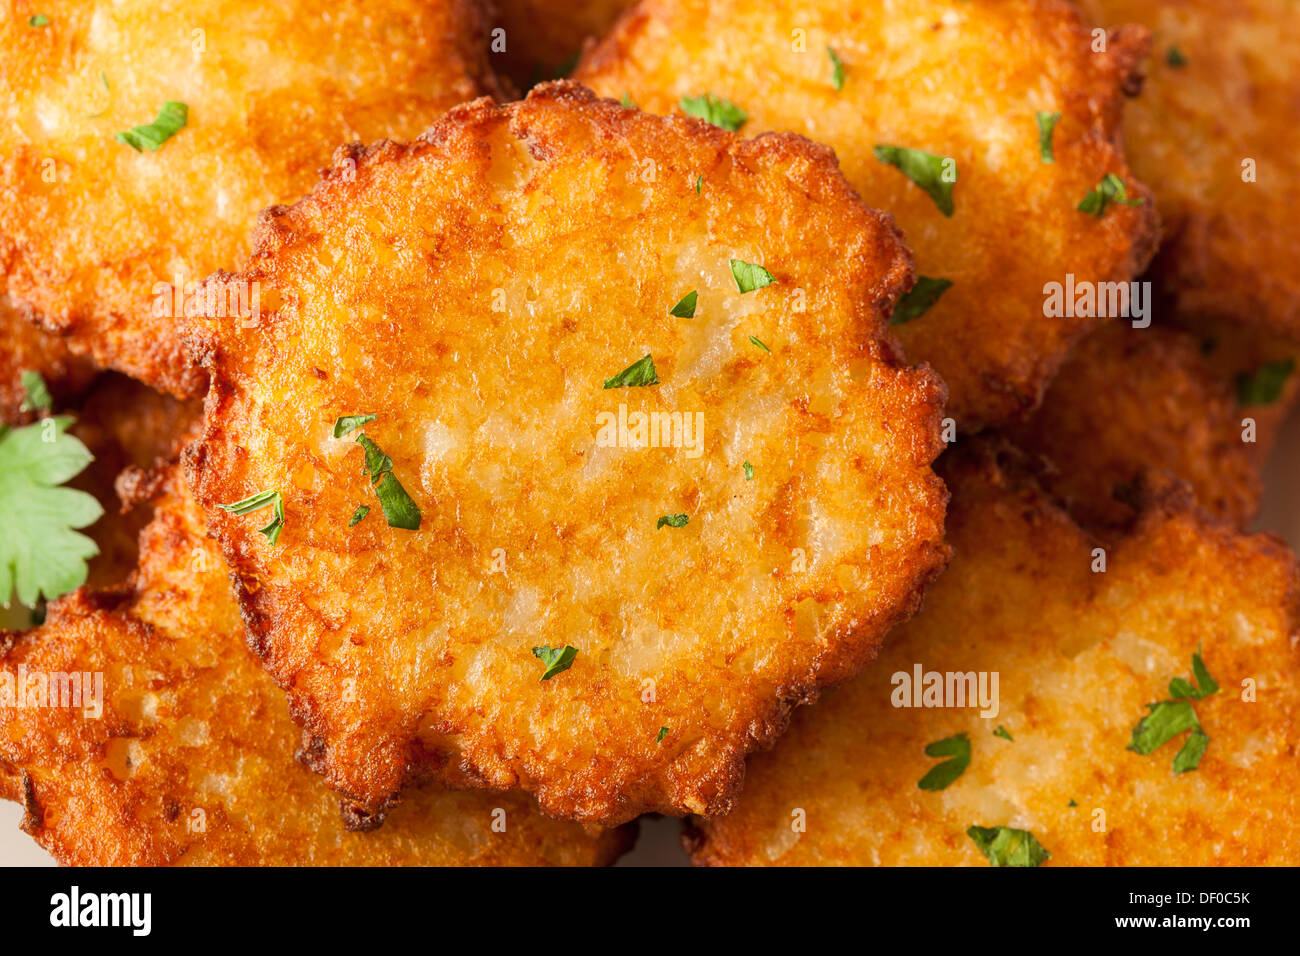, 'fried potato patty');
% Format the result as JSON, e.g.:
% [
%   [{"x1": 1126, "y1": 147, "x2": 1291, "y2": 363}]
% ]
[
  {"x1": 0, "y1": 474, "x2": 630, "y2": 866},
  {"x1": 0, "y1": 0, "x2": 499, "y2": 395},
  {"x1": 1078, "y1": 0, "x2": 1300, "y2": 341},
  {"x1": 687, "y1": 444, "x2": 1300, "y2": 865},
  {"x1": 187, "y1": 83, "x2": 950, "y2": 826},
  {"x1": 1007, "y1": 321, "x2": 1261, "y2": 534},
  {"x1": 575, "y1": 0, "x2": 1160, "y2": 429},
  {"x1": 0, "y1": 295, "x2": 96, "y2": 424}
]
